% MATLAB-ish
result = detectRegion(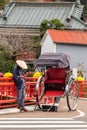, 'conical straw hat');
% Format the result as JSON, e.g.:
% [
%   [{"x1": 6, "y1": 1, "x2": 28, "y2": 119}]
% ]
[{"x1": 16, "y1": 60, "x2": 28, "y2": 69}]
